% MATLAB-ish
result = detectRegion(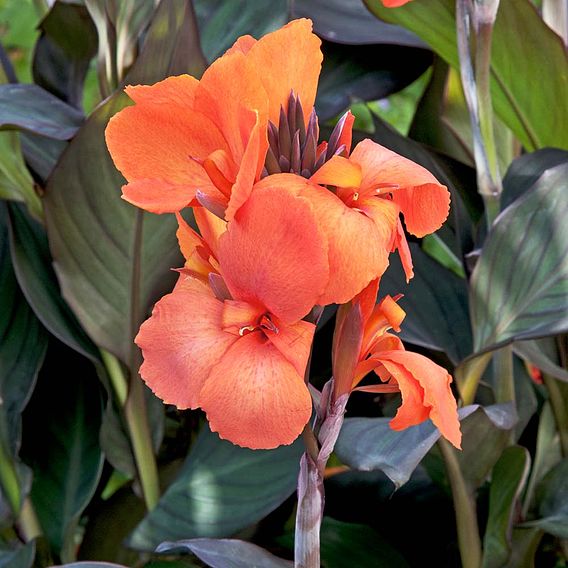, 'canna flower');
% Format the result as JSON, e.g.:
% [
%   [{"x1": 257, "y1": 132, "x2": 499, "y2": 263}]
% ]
[
  {"x1": 105, "y1": 19, "x2": 323, "y2": 220},
  {"x1": 332, "y1": 280, "x2": 462, "y2": 448},
  {"x1": 309, "y1": 139, "x2": 450, "y2": 284},
  {"x1": 382, "y1": 0, "x2": 413, "y2": 6},
  {"x1": 135, "y1": 186, "x2": 330, "y2": 449}
]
